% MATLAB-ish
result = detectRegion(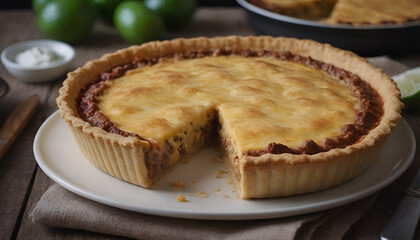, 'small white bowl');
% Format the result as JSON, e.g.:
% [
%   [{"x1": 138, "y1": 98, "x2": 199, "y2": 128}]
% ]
[{"x1": 1, "y1": 39, "x2": 75, "y2": 83}]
